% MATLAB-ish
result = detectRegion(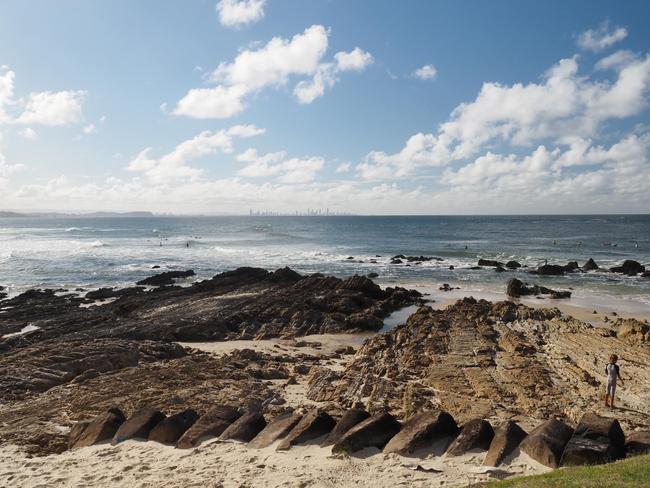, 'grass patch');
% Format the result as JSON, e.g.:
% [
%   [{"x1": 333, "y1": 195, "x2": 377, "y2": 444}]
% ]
[{"x1": 486, "y1": 454, "x2": 650, "y2": 488}]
